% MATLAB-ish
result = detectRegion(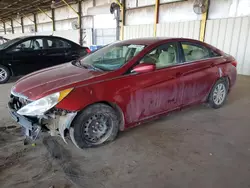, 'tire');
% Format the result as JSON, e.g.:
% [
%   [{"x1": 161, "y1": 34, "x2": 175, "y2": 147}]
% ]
[
  {"x1": 0, "y1": 65, "x2": 10, "y2": 84},
  {"x1": 70, "y1": 103, "x2": 119, "y2": 149},
  {"x1": 208, "y1": 78, "x2": 228, "y2": 109}
]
